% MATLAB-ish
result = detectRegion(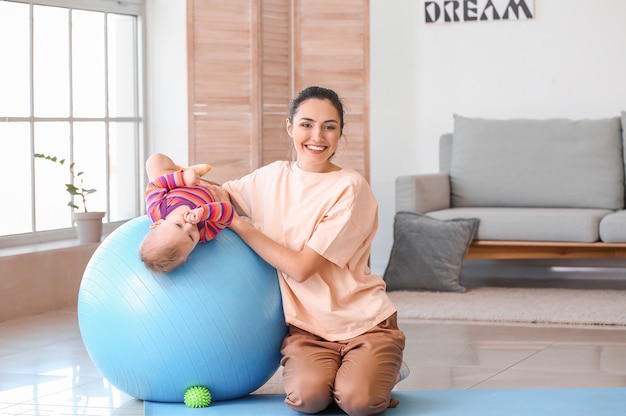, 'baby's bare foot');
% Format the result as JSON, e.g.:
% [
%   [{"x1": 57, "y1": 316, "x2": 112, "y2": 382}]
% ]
[{"x1": 188, "y1": 164, "x2": 211, "y2": 177}]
